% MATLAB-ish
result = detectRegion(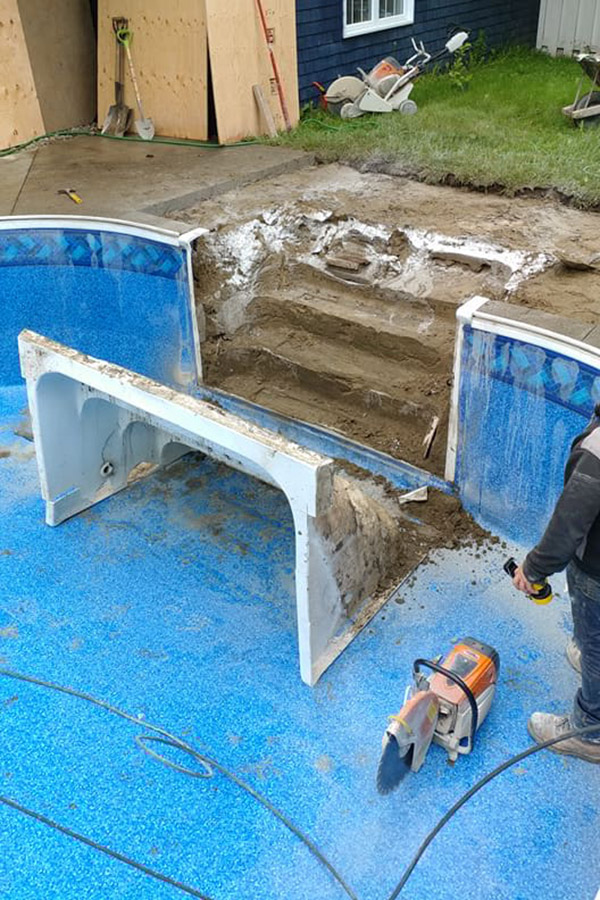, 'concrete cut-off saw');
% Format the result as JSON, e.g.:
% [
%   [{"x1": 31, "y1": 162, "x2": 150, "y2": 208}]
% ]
[{"x1": 377, "y1": 637, "x2": 499, "y2": 794}]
